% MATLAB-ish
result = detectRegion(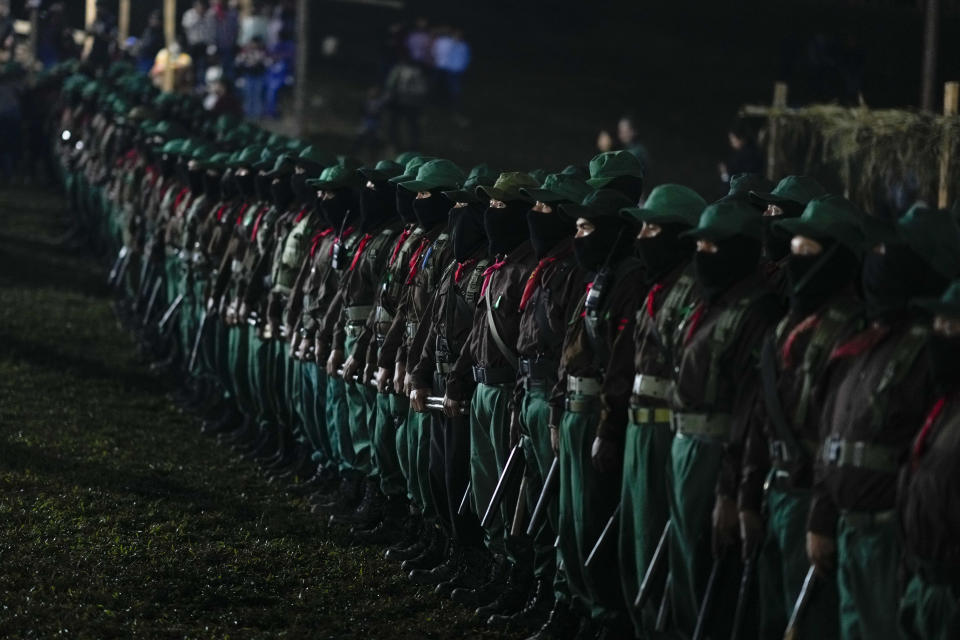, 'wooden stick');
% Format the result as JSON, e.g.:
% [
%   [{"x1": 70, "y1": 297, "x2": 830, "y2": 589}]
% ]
[
  {"x1": 766, "y1": 82, "x2": 789, "y2": 181},
  {"x1": 163, "y1": 0, "x2": 176, "y2": 92},
  {"x1": 939, "y1": 81, "x2": 959, "y2": 209},
  {"x1": 85, "y1": 0, "x2": 96, "y2": 29},
  {"x1": 118, "y1": 0, "x2": 131, "y2": 45}
]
